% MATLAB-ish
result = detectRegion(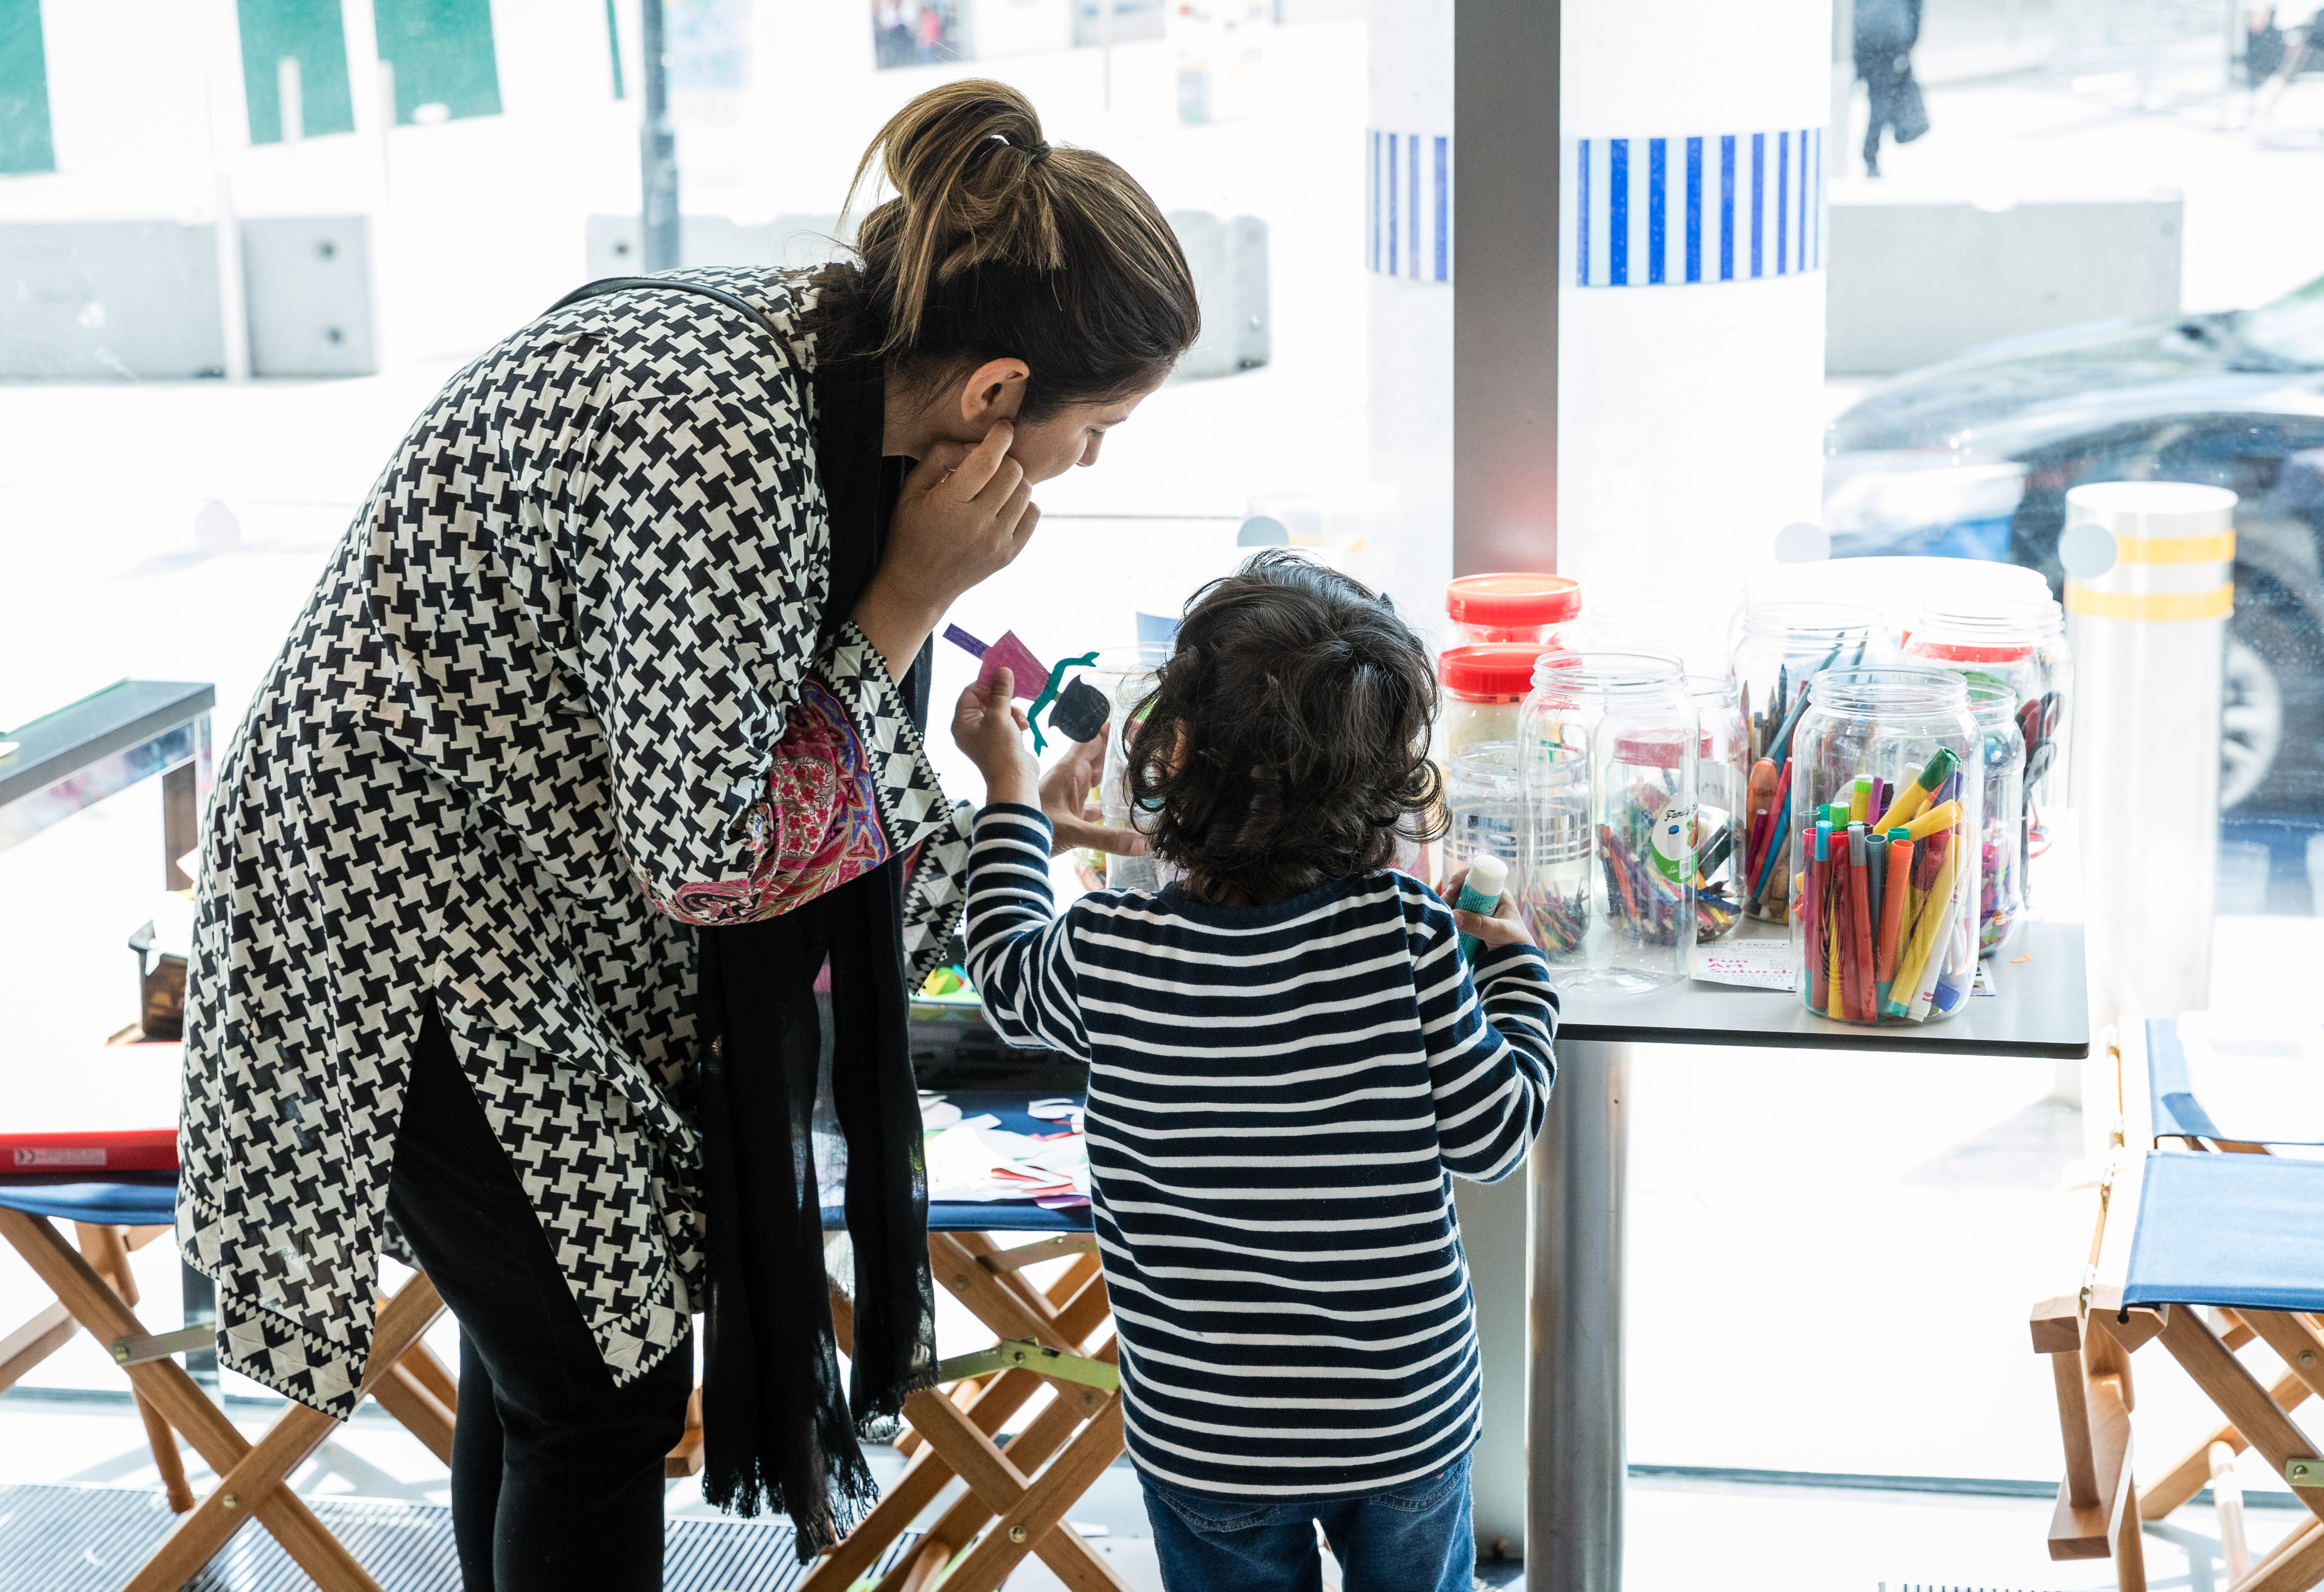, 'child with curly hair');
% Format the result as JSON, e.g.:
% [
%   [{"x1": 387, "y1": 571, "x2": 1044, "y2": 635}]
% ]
[{"x1": 950, "y1": 550, "x2": 1557, "y2": 1592}]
